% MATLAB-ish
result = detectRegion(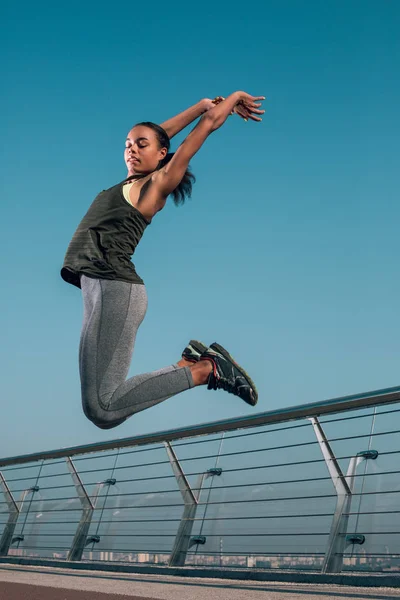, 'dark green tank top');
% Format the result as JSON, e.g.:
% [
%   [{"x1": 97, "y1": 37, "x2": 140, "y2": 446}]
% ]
[{"x1": 61, "y1": 179, "x2": 150, "y2": 289}]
